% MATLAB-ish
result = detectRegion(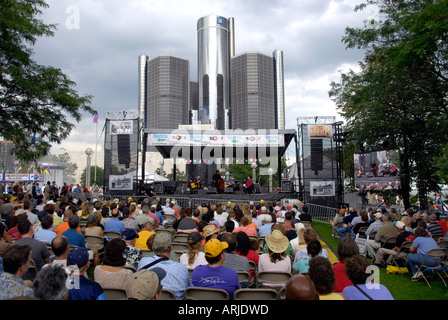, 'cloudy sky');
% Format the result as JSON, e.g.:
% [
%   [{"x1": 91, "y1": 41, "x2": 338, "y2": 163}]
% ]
[{"x1": 32, "y1": 0, "x2": 377, "y2": 157}]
